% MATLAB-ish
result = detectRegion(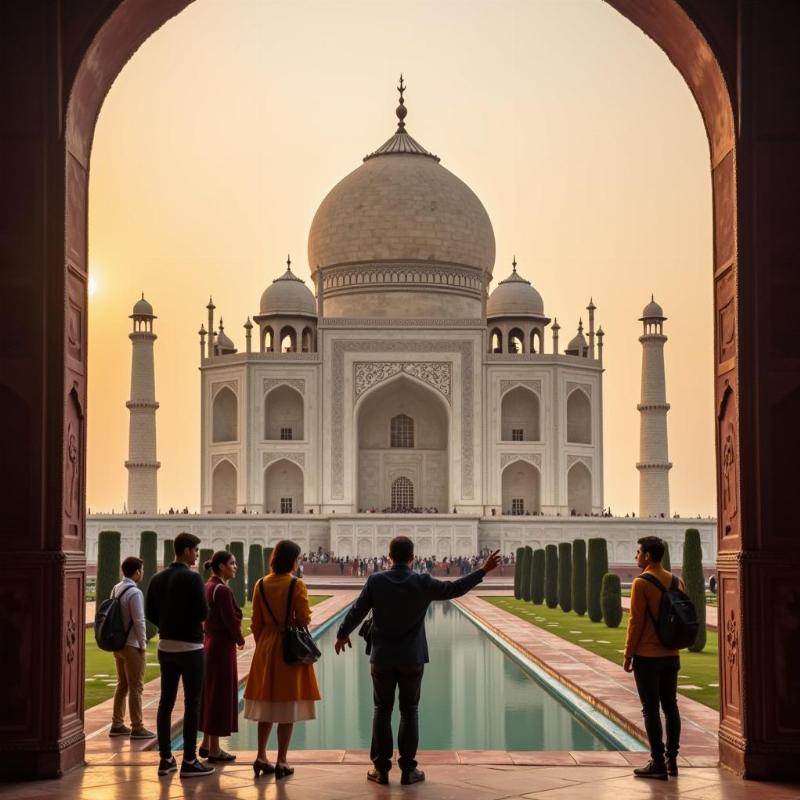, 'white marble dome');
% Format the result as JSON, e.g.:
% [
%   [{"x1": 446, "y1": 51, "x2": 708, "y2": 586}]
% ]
[
  {"x1": 307, "y1": 137, "x2": 495, "y2": 277},
  {"x1": 131, "y1": 294, "x2": 154, "y2": 317},
  {"x1": 260, "y1": 265, "x2": 316, "y2": 317},
  {"x1": 487, "y1": 263, "x2": 545, "y2": 318},
  {"x1": 641, "y1": 296, "x2": 665, "y2": 320}
]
